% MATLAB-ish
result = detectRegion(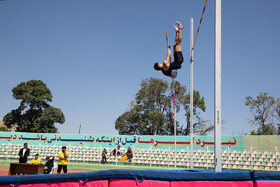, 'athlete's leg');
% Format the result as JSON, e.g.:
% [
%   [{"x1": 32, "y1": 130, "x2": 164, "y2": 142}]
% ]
[
  {"x1": 172, "y1": 22, "x2": 184, "y2": 70},
  {"x1": 173, "y1": 29, "x2": 182, "y2": 52}
]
